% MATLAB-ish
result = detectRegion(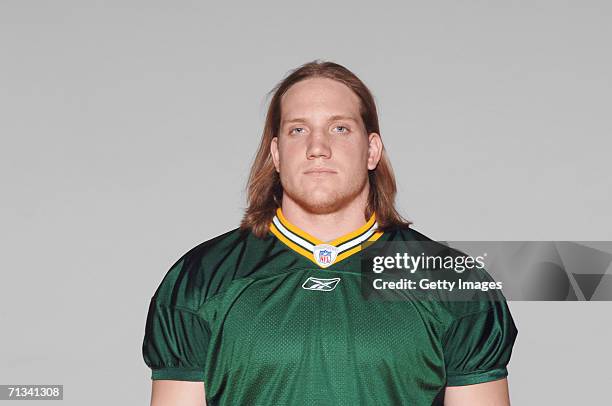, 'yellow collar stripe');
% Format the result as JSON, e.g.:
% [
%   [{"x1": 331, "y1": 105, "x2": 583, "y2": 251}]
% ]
[
  {"x1": 269, "y1": 222, "x2": 315, "y2": 263},
  {"x1": 270, "y1": 208, "x2": 383, "y2": 267},
  {"x1": 334, "y1": 231, "x2": 384, "y2": 263},
  {"x1": 274, "y1": 207, "x2": 378, "y2": 249}
]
